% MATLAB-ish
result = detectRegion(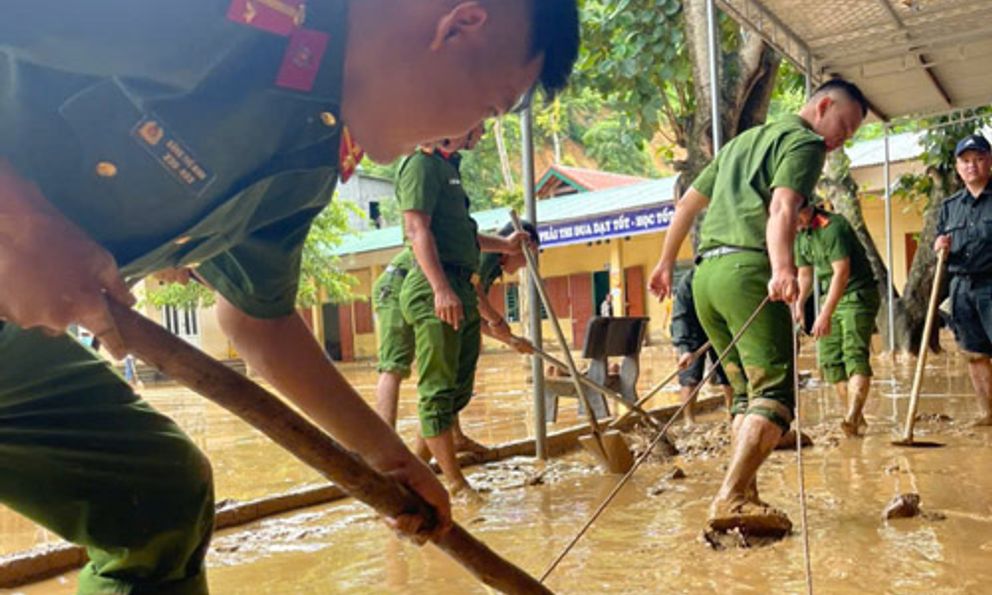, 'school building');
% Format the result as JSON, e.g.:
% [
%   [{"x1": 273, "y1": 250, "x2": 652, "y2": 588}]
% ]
[{"x1": 142, "y1": 132, "x2": 929, "y2": 363}]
